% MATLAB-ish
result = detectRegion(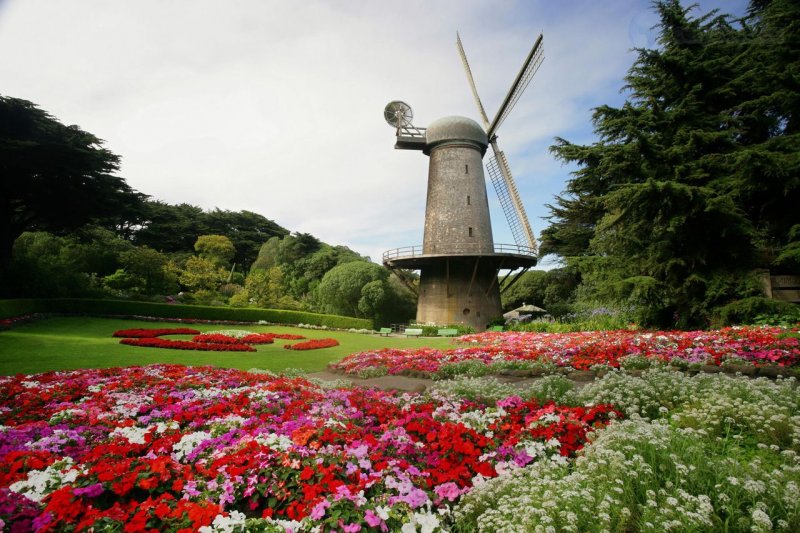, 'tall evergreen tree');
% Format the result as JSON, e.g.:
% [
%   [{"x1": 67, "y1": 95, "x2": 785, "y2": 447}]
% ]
[
  {"x1": 541, "y1": 0, "x2": 800, "y2": 327},
  {"x1": 0, "y1": 96, "x2": 144, "y2": 280}
]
